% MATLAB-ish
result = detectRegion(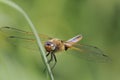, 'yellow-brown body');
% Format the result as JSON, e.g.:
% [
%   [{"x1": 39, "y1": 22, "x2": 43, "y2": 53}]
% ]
[{"x1": 44, "y1": 35, "x2": 82, "y2": 53}]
